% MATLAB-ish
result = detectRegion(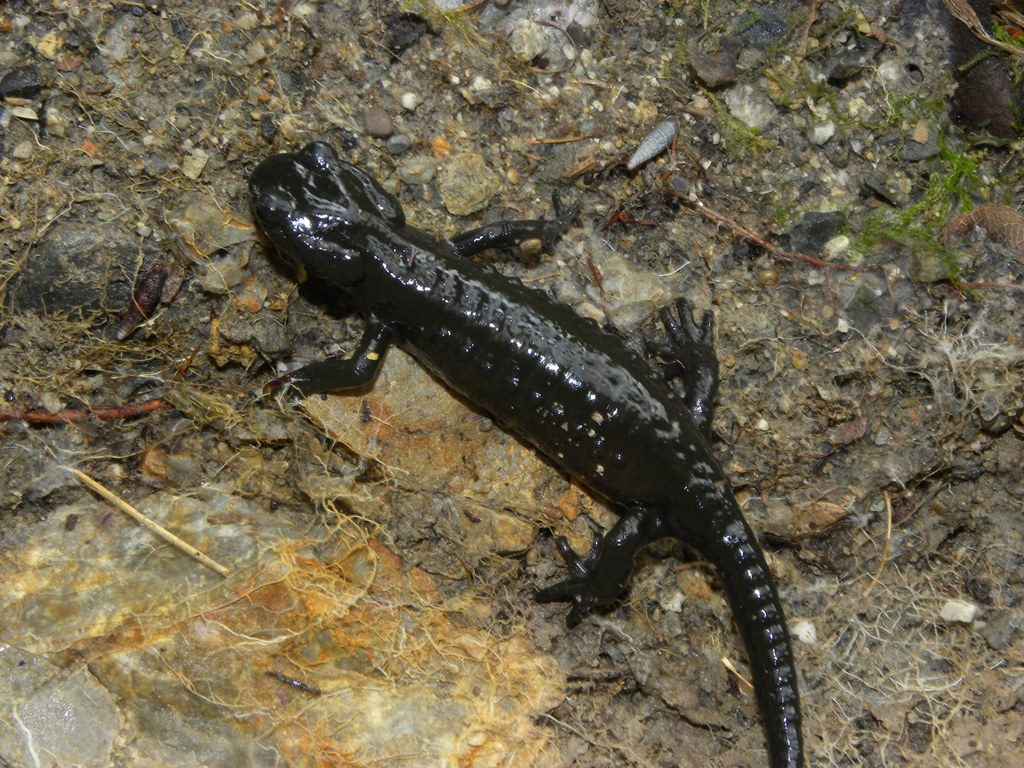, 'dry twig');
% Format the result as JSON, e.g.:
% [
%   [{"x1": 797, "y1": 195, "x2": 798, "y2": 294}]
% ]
[
  {"x1": 0, "y1": 397, "x2": 172, "y2": 423},
  {"x1": 73, "y1": 468, "x2": 230, "y2": 577},
  {"x1": 943, "y1": 0, "x2": 1024, "y2": 58}
]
